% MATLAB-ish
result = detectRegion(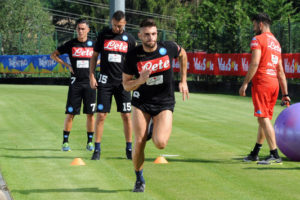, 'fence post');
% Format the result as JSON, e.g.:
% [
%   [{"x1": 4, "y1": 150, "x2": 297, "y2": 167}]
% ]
[
  {"x1": 0, "y1": 33, "x2": 2, "y2": 55},
  {"x1": 37, "y1": 32, "x2": 40, "y2": 55},
  {"x1": 288, "y1": 17, "x2": 291, "y2": 53}
]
